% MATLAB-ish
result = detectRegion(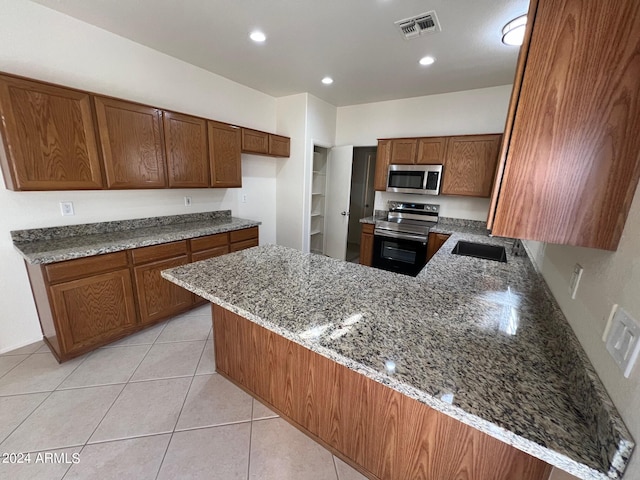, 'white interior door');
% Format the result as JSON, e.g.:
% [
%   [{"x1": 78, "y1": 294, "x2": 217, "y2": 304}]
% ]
[{"x1": 324, "y1": 145, "x2": 354, "y2": 260}]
